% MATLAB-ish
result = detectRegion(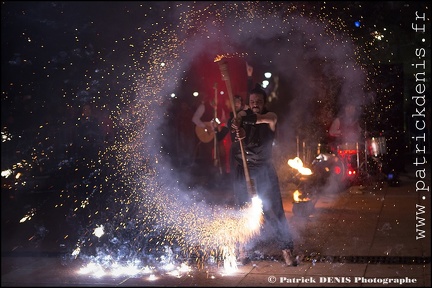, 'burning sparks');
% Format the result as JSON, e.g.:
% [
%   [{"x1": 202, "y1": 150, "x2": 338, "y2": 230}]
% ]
[
  {"x1": 77, "y1": 256, "x2": 194, "y2": 279},
  {"x1": 19, "y1": 208, "x2": 36, "y2": 223},
  {"x1": 214, "y1": 52, "x2": 248, "y2": 63},
  {"x1": 72, "y1": 247, "x2": 81, "y2": 258},
  {"x1": 1, "y1": 130, "x2": 13, "y2": 142},
  {"x1": 1, "y1": 169, "x2": 12, "y2": 178}
]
